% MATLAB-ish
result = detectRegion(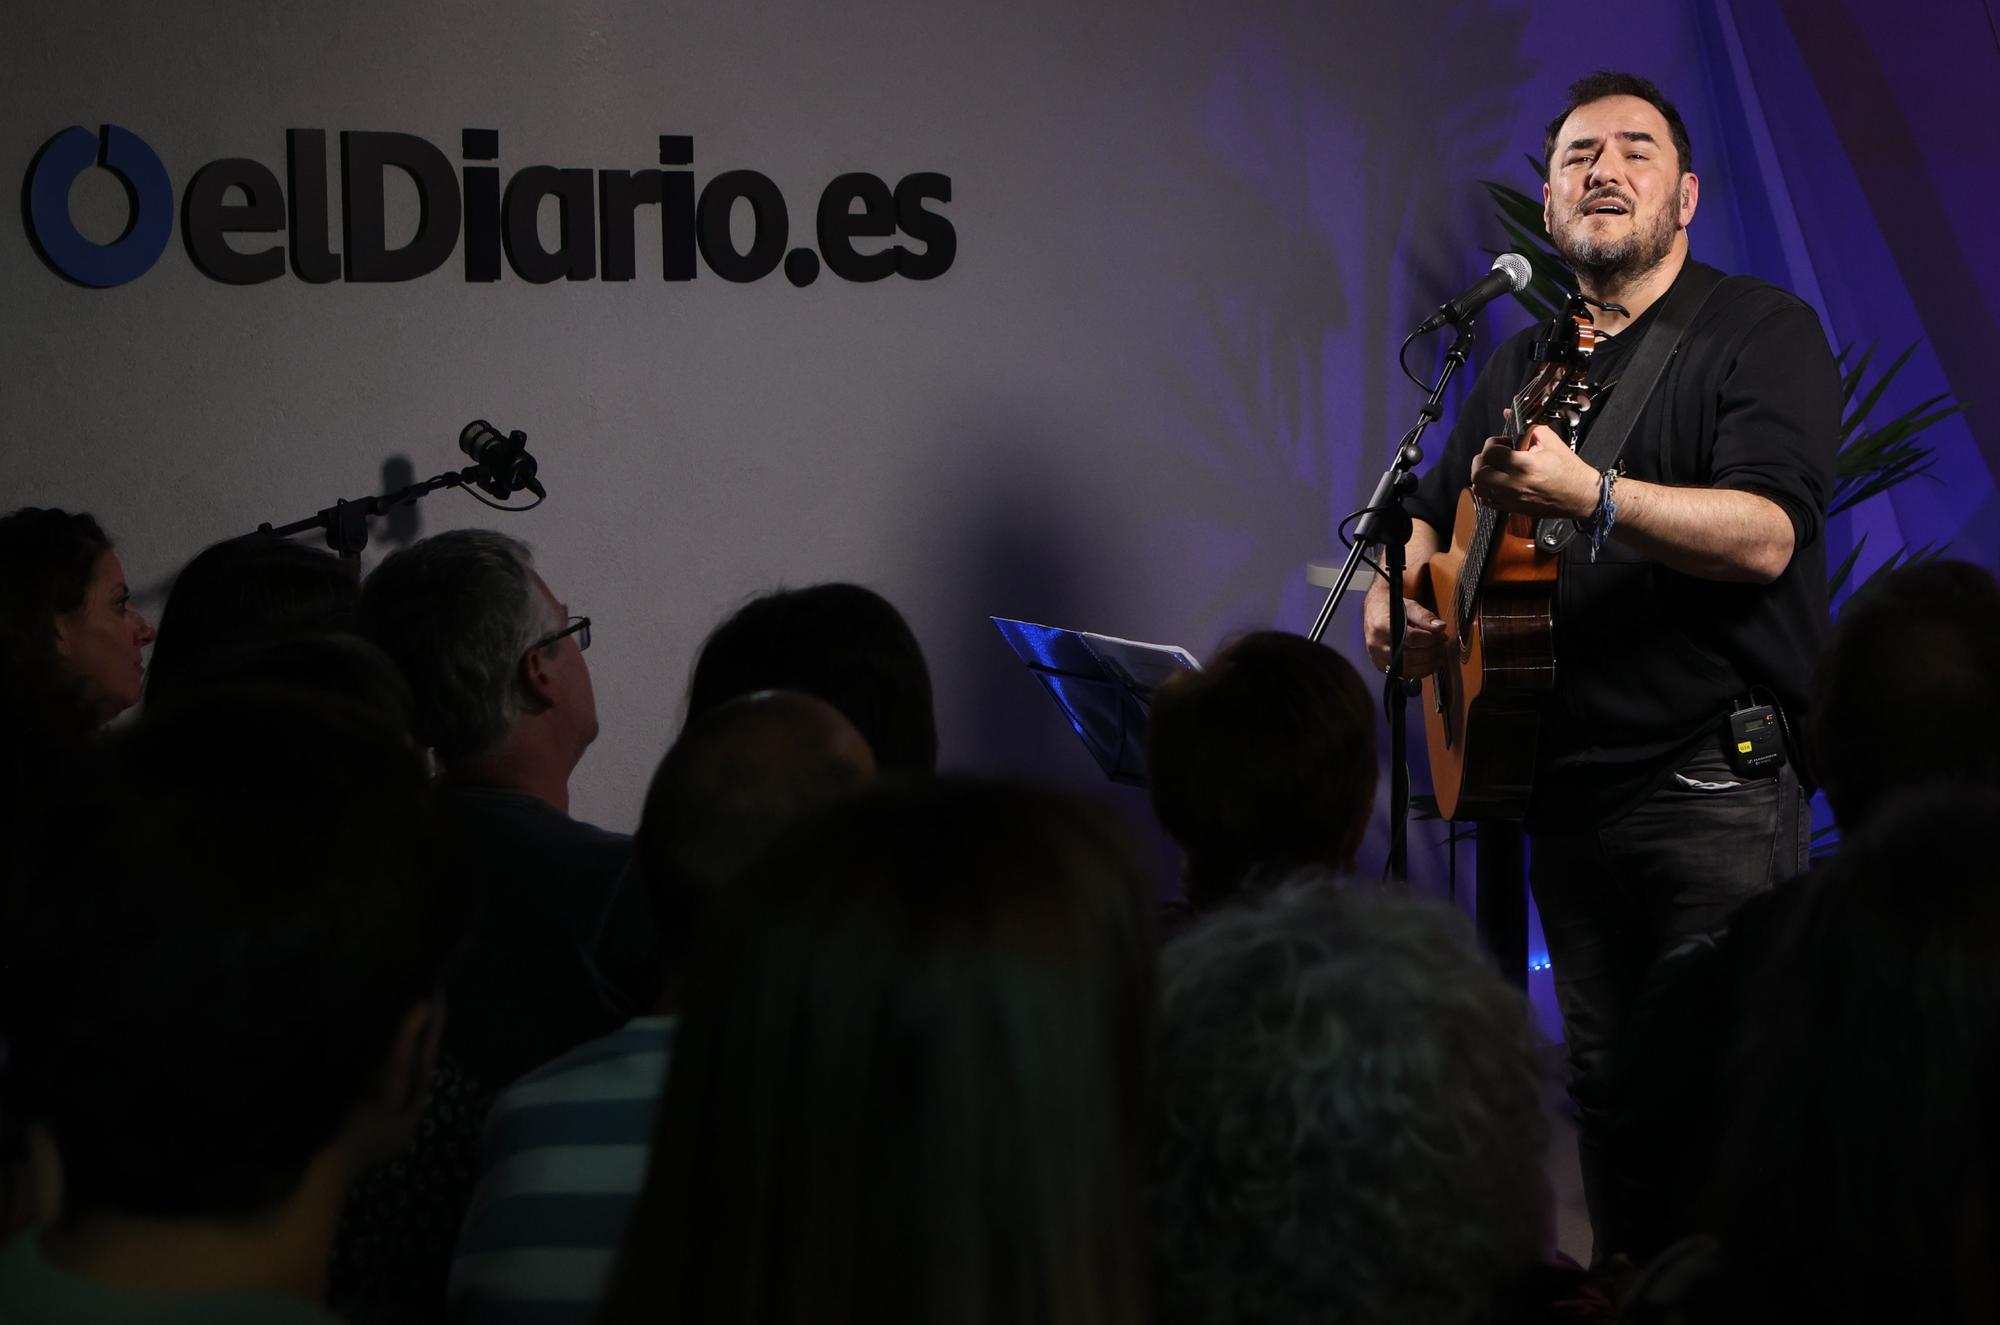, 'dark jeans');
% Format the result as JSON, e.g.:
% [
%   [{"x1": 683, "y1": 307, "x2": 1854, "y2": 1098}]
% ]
[{"x1": 1529, "y1": 736, "x2": 1811, "y2": 1264}]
